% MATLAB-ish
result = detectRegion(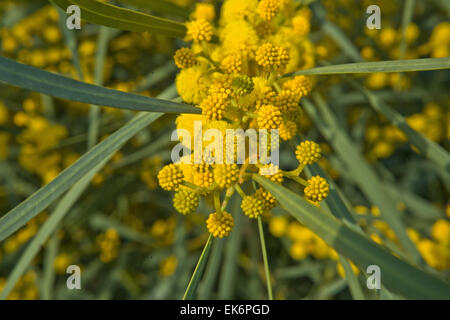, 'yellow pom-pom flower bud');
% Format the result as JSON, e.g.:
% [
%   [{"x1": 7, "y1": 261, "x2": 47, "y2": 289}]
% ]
[
  {"x1": 304, "y1": 176, "x2": 329, "y2": 202},
  {"x1": 158, "y1": 164, "x2": 184, "y2": 191},
  {"x1": 193, "y1": 164, "x2": 214, "y2": 189},
  {"x1": 255, "y1": 43, "x2": 290, "y2": 70},
  {"x1": 282, "y1": 76, "x2": 312, "y2": 98},
  {"x1": 257, "y1": 104, "x2": 282, "y2": 129},
  {"x1": 273, "y1": 89, "x2": 299, "y2": 113},
  {"x1": 186, "y1": 19, "x2": 213, "y2": 43},
  {"x1": 206, "y1": 211, "x2": 234, "y2": 238},
  {"x1": 221, "y1": 54, "x2": 242, "y2": 74},
  {"x1": 174, "y1": 48, "x2": 197, "y2": 69},
  {"x1": 279, "y1": 119, "x2": 297, "y2": 141},
  {"x1": 213, "y1": 164, "x2": 240, "y2": 189},
  {"x1": 256, "y1": 188, "x2": 277, "y2": 209},
  {"x1": 200, "y1": 94, "x2": 228, "y2": 121},
  {"x1": 257, "y1": 0, "x2": 281, "y2": 22},
  {"x1": 173, "y1": 188, "x2": 200, "y2": 215},
  {"x1": 241, "y1": 194, "x2": 265, "y2": 219},
  {"x1": 295, "y1": 140, "x2": 322, "y2": 165}
]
